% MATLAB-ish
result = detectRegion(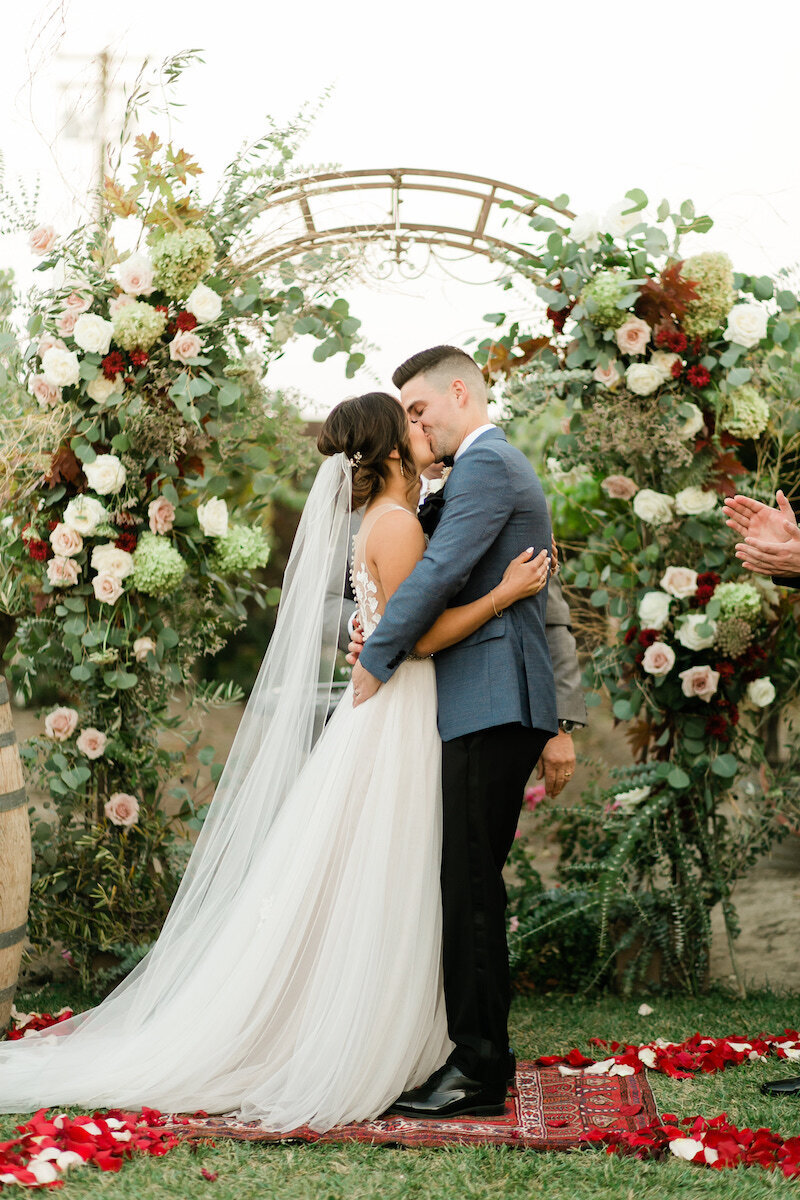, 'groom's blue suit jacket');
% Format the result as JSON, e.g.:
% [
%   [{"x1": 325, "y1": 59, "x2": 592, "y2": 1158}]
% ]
[{"x1": 359, "y1": 427, "x2": 558, "y2": 742}]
